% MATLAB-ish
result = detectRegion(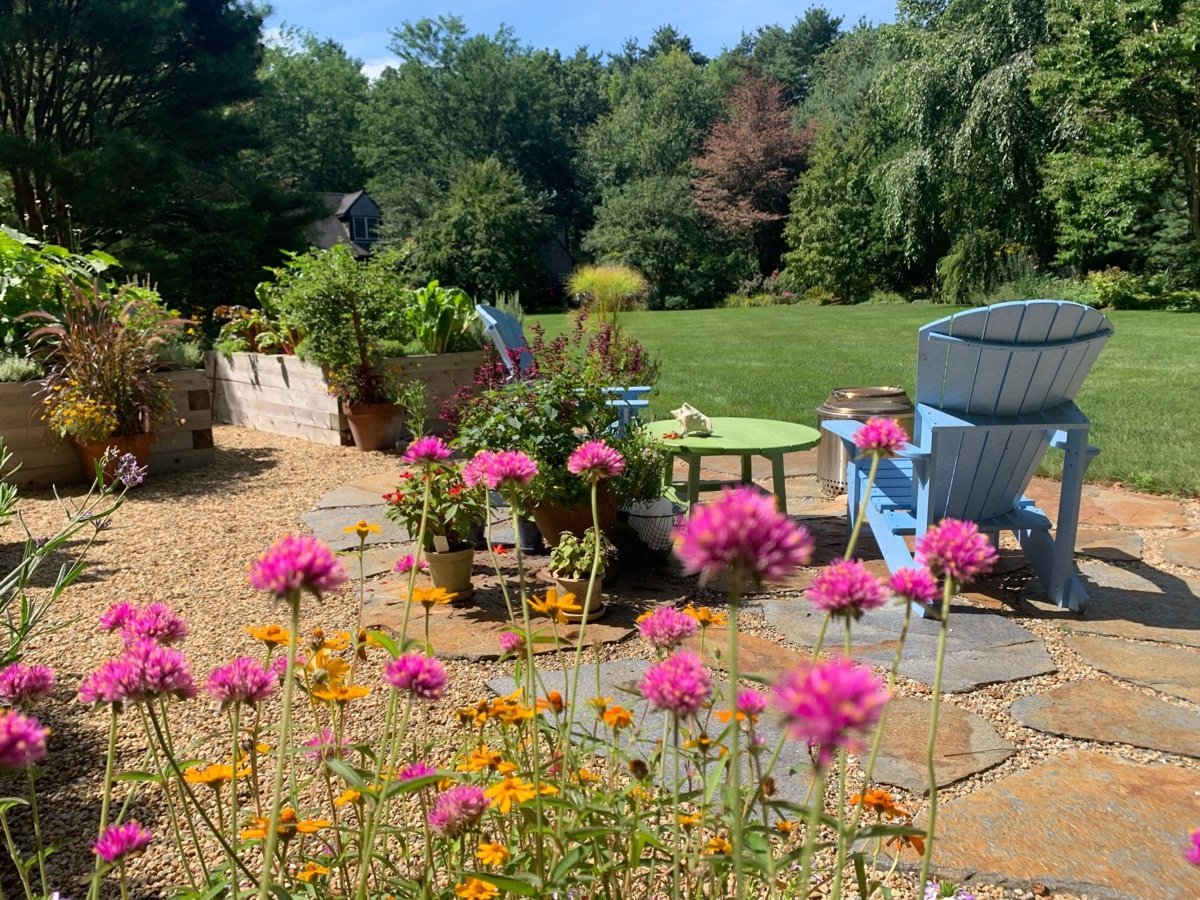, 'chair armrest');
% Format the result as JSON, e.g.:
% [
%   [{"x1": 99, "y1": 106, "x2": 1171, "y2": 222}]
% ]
[
  {"x1": 821, "y1": 419, "x2": 929, "y2": 458},
  {"x1": 1050, "y1": 430, "x2": 1100, "y2": 459}
]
